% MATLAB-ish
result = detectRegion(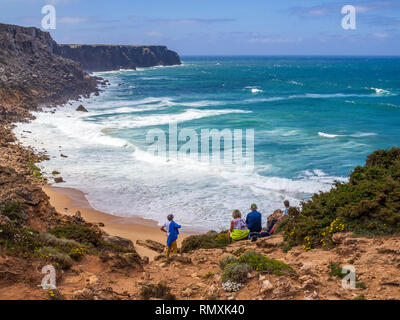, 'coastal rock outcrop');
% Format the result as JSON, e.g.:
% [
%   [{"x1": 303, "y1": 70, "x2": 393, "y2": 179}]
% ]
[
  {"x1": 0, "y1": 23, "x2": 99, "y2": 113},
  {"x1": 76, "y1": 105, "x2": 88, "y2": 112},
  {"x1": 54, "y1": 44, "x2": 181, "y2": 71}
]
